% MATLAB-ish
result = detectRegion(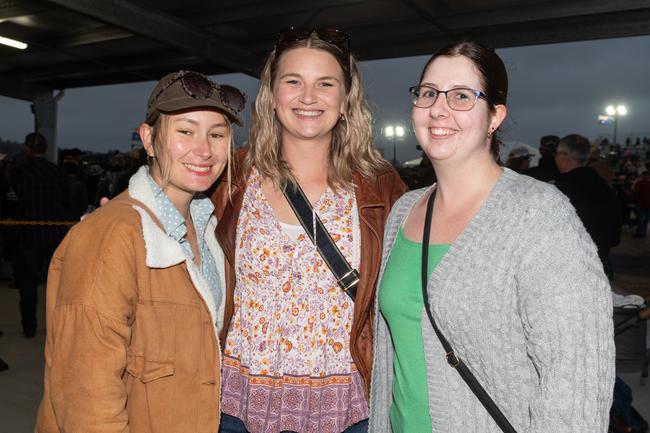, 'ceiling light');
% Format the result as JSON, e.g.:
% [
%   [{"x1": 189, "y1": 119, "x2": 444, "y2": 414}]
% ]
[{"x1": 0, "y1": 36, "x2": 28, "y2": 50}]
